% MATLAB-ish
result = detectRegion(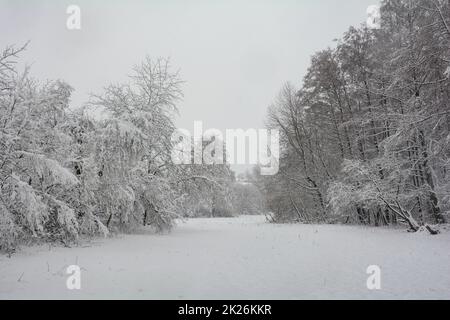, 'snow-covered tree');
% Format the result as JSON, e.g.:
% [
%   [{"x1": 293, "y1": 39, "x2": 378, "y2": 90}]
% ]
[
  {"x1": 259, "y1": 0, "x2": 450, "y2": 232},
  {"x1": 0, "y1": 45, "x2": 83, "y2": 251}
]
